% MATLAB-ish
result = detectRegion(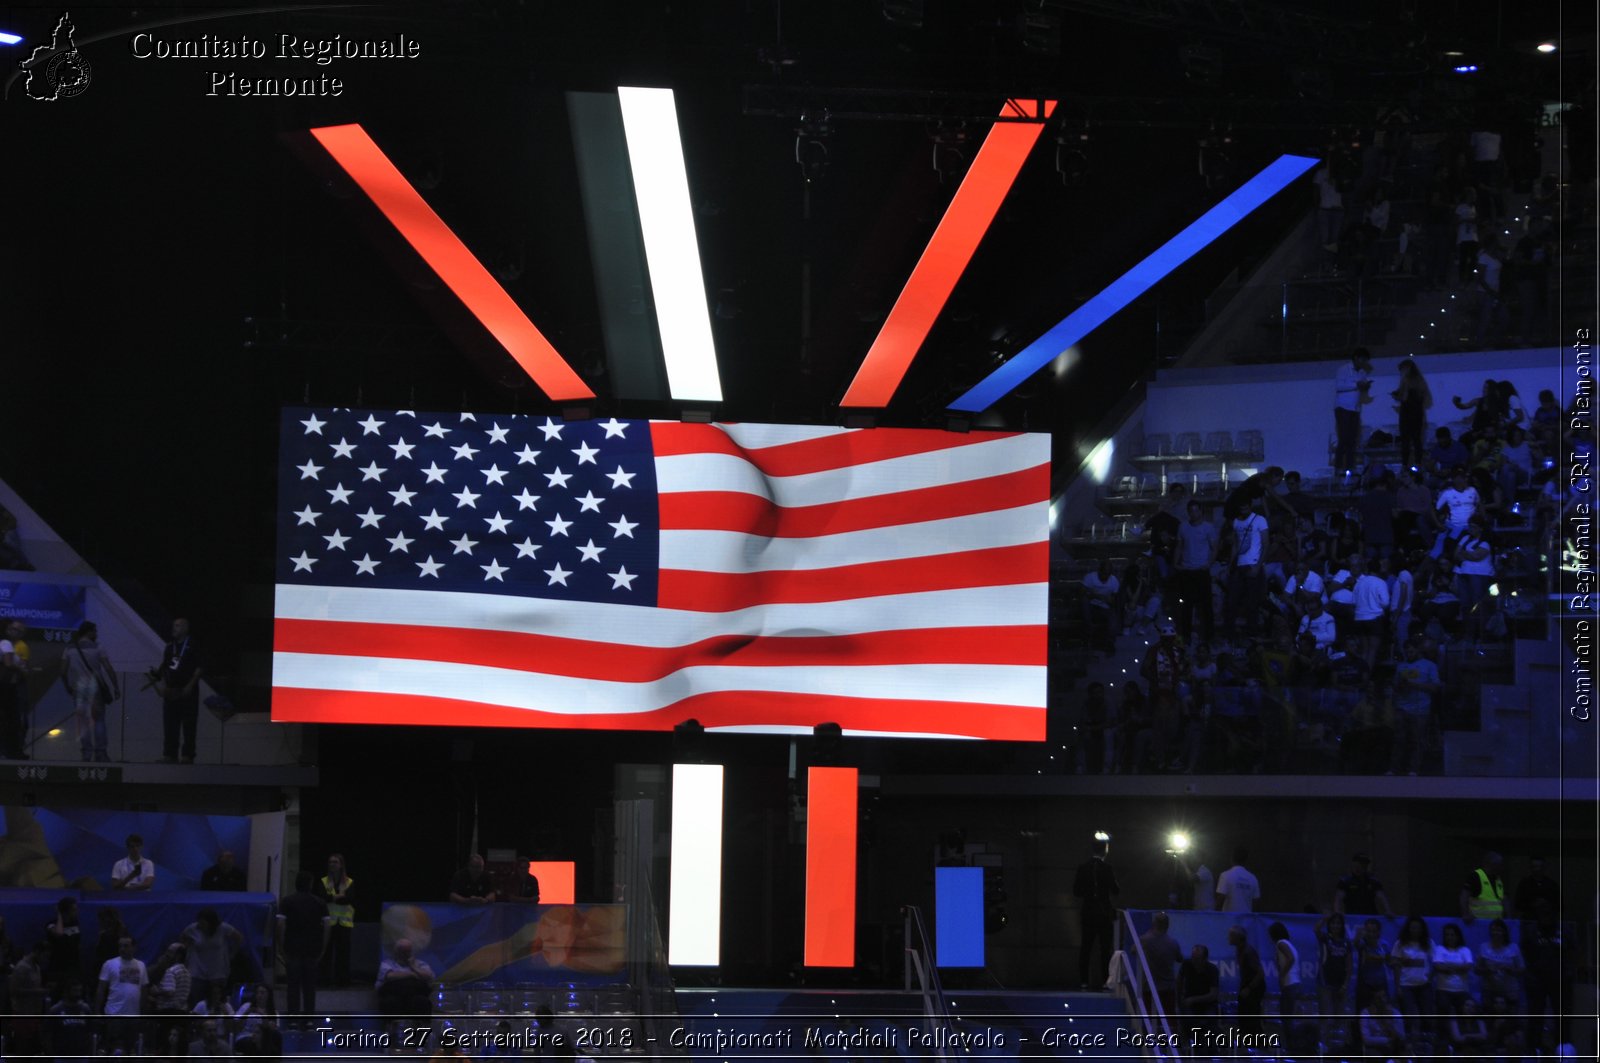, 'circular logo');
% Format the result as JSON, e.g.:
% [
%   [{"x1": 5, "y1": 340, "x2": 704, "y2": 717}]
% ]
[{"x1": 45, "y1": 50, "x2": 92, "y2": 98}]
